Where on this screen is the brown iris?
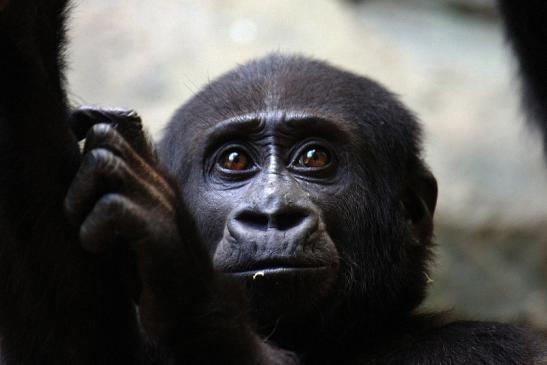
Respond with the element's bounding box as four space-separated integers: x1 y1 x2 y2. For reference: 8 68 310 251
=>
300 146 330 168
219 149 251 171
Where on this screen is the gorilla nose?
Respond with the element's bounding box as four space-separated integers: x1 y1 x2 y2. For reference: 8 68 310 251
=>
229 206 318 240
235 209 308 231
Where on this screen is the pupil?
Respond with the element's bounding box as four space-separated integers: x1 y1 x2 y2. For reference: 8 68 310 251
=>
307 149 318 160
221 149 249 171
303 147 328 167
228 152 240 163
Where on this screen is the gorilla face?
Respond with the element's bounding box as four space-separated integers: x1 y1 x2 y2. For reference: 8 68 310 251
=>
159 54 437 330
198 111 346 319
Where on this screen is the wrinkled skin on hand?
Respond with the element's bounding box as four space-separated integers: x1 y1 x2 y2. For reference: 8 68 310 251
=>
64 107 290 364
66 108 197 336
66 109 178 330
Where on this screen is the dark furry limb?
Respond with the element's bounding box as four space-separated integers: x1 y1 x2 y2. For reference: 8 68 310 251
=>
0 1 144 363
498 0 547 156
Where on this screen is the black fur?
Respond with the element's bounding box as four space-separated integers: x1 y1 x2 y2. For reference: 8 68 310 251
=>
0 1 545 364
0 1 144 363
498 0 547 156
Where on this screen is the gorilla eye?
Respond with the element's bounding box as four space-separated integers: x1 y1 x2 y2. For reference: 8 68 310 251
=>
218 148 252 171
298 146 330 168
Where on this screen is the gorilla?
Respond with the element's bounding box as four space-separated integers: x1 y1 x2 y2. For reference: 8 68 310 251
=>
64 55 546 364
0 0 546 364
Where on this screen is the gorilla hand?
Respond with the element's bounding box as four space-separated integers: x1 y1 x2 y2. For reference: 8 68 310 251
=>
69 105 156 163
64 112 296 364
64 122 178 253
63 119 197 327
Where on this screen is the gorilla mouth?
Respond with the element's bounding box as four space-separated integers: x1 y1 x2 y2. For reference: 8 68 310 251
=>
224 257 337 320
228 265 330 279
224 258 330 278
213 234 340 317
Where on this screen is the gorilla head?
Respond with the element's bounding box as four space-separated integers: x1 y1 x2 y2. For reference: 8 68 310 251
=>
158 54 437 344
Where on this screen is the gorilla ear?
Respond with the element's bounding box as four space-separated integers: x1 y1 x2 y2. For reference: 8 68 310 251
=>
402 168 438 239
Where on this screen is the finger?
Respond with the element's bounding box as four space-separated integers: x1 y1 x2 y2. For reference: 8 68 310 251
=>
79 194 149 254
84 124 175 200
83 123 130 156
69 106 140 140
64 148 146 225
70 106 156 162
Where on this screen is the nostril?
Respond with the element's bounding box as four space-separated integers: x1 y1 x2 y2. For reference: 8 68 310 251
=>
234 209 311 232
272 210 308 231
235 210 269 231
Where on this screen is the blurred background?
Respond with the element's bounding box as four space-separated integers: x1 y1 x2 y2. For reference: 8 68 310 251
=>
66 0 547 329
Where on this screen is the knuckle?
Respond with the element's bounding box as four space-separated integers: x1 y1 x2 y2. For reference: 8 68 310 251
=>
87 123 129 157
87 123 124 149
63 195 77 220
96 194 137 221
63 193 75 212
90 122 114 138
87 148 122 171
79 224 107 254
98 193 126 212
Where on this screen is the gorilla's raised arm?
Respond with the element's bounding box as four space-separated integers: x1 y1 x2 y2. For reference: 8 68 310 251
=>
0 1 78 204
0 1 144 363
498 0 547 155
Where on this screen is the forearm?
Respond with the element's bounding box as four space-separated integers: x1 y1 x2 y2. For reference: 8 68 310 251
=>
498 0 547 123
0 0 80 219
0 3 146 363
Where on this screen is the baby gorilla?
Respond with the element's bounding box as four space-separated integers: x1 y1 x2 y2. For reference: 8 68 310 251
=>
66 54 546 364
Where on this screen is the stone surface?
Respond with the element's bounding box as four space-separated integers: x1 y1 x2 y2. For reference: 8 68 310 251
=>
66 0 547 328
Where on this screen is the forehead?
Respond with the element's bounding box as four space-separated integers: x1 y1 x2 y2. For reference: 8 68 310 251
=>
169 55 418 156
202 110 356 141
181 58 366 122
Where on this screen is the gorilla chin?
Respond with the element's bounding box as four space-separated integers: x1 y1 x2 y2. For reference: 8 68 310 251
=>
230 265 338 323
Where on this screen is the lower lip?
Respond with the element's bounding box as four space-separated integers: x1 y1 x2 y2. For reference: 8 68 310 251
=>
228 266 328 279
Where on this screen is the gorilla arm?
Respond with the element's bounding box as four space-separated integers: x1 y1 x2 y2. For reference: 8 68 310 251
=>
64 119 299 365
0 2 145 362
0 0 79 217
498 0 547 153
